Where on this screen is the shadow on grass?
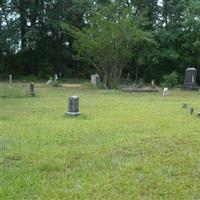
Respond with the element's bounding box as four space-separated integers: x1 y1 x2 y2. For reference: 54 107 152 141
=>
62 113 92 120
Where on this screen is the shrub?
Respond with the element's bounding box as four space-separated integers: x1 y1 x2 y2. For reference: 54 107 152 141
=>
162 71 179 88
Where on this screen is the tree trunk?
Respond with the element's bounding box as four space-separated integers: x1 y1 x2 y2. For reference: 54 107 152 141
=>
19 0 27 50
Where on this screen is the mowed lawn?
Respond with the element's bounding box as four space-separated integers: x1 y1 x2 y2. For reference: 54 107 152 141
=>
1 82 200 199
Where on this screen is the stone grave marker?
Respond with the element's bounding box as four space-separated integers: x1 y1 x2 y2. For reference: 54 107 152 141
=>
163 88 169 96
30 82 35 96
9 74 12 88
66 96 80 116
54 74 58 86
189 107 194 115
183 68 199 91
151 80 155 88
91 74 100 86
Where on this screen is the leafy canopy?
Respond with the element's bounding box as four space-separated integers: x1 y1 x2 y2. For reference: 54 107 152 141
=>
62 2 153 88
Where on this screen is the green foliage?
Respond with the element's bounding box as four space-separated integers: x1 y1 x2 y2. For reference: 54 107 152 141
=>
162 71 179 88
63 3 153 89
1 0 200 84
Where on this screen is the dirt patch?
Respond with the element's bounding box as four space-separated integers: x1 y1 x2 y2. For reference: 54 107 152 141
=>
62 84 82 88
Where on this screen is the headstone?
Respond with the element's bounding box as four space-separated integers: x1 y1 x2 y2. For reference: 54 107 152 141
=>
91 74 100 86
182 103 187 108
197 112 200 118
163 87 169 96
189 107 194 115
66 96 80 116
151 80 155 88
54 74 58 86
46 79 52 86
30 82 35 96
9 74 12 88
183 68 199 91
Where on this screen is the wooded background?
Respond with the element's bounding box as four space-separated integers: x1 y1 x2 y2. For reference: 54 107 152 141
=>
0 0 200 84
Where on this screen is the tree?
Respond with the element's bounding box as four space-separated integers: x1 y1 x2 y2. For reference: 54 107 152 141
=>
182 0 200 79
63 3 153 89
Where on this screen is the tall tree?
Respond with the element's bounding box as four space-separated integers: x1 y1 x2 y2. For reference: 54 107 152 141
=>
63 2 153 88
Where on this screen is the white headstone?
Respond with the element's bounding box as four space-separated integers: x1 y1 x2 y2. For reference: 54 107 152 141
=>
163 87 169 96
91 74 100 86
46 79 52 86
151 80 155 88
54 74 58 86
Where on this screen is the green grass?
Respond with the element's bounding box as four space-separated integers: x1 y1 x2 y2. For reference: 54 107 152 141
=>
1 82 200 199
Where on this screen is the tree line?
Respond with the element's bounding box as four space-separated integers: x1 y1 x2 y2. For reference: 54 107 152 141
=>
0 0 200 87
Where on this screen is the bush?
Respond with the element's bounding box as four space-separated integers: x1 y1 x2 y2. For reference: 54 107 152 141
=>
162 71 179 88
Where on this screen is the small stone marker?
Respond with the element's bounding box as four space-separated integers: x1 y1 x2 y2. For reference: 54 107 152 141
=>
30 82 35 96
151 80 155 88
163 87 169 96
197 112 200 118
182 103 187 108
46 79 52 86
66 96 80 116
54 74 58 86
189 107 194 115
9 74 12 88
91 74 100 86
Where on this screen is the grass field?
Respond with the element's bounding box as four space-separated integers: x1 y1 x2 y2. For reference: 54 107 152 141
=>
1 82 200 199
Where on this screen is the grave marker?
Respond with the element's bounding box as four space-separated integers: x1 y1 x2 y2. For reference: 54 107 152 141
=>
189 107 194 115
163 88 169 96
183 68 199 91
91 74 100 86
66 96 80 116
30 82 35 96
54 74 58 86
9 74 12 88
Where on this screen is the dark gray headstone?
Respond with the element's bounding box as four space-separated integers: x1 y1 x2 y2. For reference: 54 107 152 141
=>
197 112 200 118
189 107 194 115
66 96 80 116
183 68 199 91
30 82 35 96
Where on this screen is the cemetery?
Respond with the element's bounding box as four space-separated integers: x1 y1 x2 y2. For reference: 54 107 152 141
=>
1 0 200 199
1 75 200 199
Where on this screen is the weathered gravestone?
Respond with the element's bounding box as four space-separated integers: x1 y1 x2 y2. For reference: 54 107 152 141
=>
151 80 155 88
163 87 169 96
91 74 100 86
66 96 80 116
9 74 12 88
183 68 199 91
54 74 58 86
30 82 35 96
189 107 194 115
